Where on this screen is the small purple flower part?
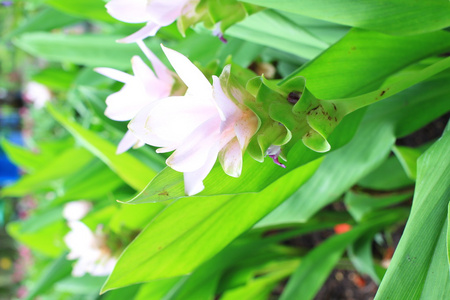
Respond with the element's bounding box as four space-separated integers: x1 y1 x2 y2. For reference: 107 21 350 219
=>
1 1 13 7
212 22 228 44
266 145 286 168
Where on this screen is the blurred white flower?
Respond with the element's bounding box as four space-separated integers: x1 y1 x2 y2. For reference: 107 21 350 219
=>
62 201 92 222
129 45 258 195
64 221 117 277
106 0 198 43
95 41 176 154
22 82 51 109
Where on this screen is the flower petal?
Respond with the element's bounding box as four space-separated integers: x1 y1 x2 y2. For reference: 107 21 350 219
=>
212 75 238 121
104 79 149 121
136 40 173 83
94 67 133 83
118 22 161 43
131 55 173 99
116 130 140 154
219 137 243 177
183 145 220 196
145 0 191 26
105 0 152 23
161 45 212 99
166 116 221 172
129 96 217 148
234 111 259 149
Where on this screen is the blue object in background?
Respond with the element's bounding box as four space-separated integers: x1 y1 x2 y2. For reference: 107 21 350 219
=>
0 135 21 187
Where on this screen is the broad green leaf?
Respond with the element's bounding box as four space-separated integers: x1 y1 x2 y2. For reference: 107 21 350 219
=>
358 155 414 191
288 29 450 99
134 278 186 300
348 235 381 284
1 147 93 196
163 221 341 300
54 275 106 294
55 159 125 202
241 0 450 35
281 209 408 300
375 124 450 299
5 8 81 39
7 220 67 257
345 191 412 222
258 72 450 225
25 254 72 300
221 260 299 300
226 10 347 60
45 0 116 23
13 33 154 69
392 145 422 180
109 203 166 233
47 105 156 191
101 158 322 292
1 139 47 172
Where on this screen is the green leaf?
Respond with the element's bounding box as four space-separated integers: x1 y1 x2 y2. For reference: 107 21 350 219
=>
54 275 107 294
226 10 346 60
1 147 94 197
45 0 117 23
374 124 450 299
288 29 450 99
25 254 72 300
240 0 450 35
7 220 67 257
47 105 156 191
13 33 154 69
357 155 414 191
221 260 299 300
280 210 408 300
101 158 322 292
1 139 47 172
392 145 422 180
345 190 412 222
5 8 81 39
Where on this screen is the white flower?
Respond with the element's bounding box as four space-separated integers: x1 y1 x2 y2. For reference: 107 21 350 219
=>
62 201 92 222
106 0 198 43
64 221 117 277
129 45 258 196
95 41 175 154
22 82 51 109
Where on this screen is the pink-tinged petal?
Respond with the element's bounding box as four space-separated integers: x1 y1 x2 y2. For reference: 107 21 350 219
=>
161 45 212 99
212 75 238 121
183 145 221 196
219 137 242 177
131 56 172 99
136 41 173 83
131 55 157 83
234 112 259 149
116 130 139 154
104 79 149 121
106 0 152 23
94 67 132 83
146 0 191 26
118 22 161 43
129 96 217 148
166 116 221 172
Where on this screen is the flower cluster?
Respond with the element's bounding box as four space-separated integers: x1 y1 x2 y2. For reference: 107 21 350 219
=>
99 1 267 196
63 201 117 277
